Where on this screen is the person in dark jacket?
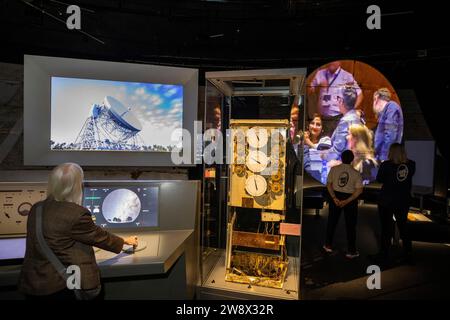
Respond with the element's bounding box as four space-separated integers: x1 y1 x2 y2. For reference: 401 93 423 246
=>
374 143 416 263
18 163 138 300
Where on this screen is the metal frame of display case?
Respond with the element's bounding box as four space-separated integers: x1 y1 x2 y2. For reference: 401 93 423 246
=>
199 68 306 300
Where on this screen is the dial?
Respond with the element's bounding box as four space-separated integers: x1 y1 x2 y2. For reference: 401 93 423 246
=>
246 127 268 148
246 150 269 173
271 171 282 182
234 164 246 176
245 175 267 197
270 182 282 193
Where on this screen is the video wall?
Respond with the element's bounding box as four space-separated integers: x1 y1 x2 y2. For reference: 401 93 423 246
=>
299 60 403 185
24 55 198 166
51 77 183 152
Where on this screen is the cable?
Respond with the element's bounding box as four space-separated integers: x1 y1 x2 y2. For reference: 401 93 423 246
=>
19 0 105 45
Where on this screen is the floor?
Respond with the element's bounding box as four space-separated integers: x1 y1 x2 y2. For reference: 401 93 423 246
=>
301 203 450 299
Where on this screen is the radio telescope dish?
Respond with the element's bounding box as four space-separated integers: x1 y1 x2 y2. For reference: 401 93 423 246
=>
104 96 142 132
73 96 145 150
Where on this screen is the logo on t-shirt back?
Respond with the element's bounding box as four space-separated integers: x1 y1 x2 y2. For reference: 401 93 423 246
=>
338 172 349 187
397 164 409 182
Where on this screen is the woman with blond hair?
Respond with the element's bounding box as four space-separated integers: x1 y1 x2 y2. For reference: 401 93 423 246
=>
18 163 138 300
373 143 416 264
346 124 378 184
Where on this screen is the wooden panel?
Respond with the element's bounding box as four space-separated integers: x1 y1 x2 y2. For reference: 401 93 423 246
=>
232 231 281 250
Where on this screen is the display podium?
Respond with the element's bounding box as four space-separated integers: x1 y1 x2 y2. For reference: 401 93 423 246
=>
0 180 201 300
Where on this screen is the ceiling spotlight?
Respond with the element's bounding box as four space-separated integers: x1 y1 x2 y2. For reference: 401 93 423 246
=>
209 33 224 38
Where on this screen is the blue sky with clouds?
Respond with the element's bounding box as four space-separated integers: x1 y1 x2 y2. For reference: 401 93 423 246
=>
51 77 183 148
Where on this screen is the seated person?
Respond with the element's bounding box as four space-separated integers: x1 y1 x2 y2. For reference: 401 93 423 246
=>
304 113 324 149
303 114 331 181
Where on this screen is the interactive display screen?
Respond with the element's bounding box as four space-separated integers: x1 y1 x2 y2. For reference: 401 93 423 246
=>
83 186 159 228
51 77 183 152
295 60 404 185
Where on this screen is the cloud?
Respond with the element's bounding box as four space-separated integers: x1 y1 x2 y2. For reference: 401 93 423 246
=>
169 107 181 114
147 94 163 106
115 93 125 102
164 88 178 97
135 87 146 96
168 98 183 114
171 98 182 106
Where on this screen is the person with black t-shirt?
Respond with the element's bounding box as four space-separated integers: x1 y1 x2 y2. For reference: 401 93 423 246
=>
323 150 363 259
375 143 416 264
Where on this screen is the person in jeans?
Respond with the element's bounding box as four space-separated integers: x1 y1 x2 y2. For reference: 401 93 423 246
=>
323 150 363 259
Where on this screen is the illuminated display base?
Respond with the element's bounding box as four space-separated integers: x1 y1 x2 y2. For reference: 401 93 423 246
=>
199 250 299 300
225 251 289 289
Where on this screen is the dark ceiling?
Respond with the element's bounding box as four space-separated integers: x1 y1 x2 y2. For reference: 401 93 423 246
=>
1 0 449 160
1 1 448 76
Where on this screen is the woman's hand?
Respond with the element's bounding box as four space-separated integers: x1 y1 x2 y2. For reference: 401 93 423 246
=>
123 236 138 247
327 159 342 168
304 131 314 147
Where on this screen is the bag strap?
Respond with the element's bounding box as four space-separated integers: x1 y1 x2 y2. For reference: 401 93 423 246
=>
35 203 69 281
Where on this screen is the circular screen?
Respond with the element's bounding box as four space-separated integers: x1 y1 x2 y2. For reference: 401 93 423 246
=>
302 60 403 185
101 189 141 223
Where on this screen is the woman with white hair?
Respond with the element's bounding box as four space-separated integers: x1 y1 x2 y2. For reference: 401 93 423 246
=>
18 163 138 300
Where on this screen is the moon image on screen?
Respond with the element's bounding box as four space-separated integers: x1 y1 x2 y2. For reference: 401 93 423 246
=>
101 189 141 224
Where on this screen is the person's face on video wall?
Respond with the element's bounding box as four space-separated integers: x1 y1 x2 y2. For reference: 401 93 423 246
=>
308 116 322 140
304 60 404 185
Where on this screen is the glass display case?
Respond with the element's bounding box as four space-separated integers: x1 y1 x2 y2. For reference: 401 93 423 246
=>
199 68 307 300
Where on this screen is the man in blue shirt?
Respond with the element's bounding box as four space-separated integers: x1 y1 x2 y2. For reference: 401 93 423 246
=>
373 88 404 162
326 86 363 161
